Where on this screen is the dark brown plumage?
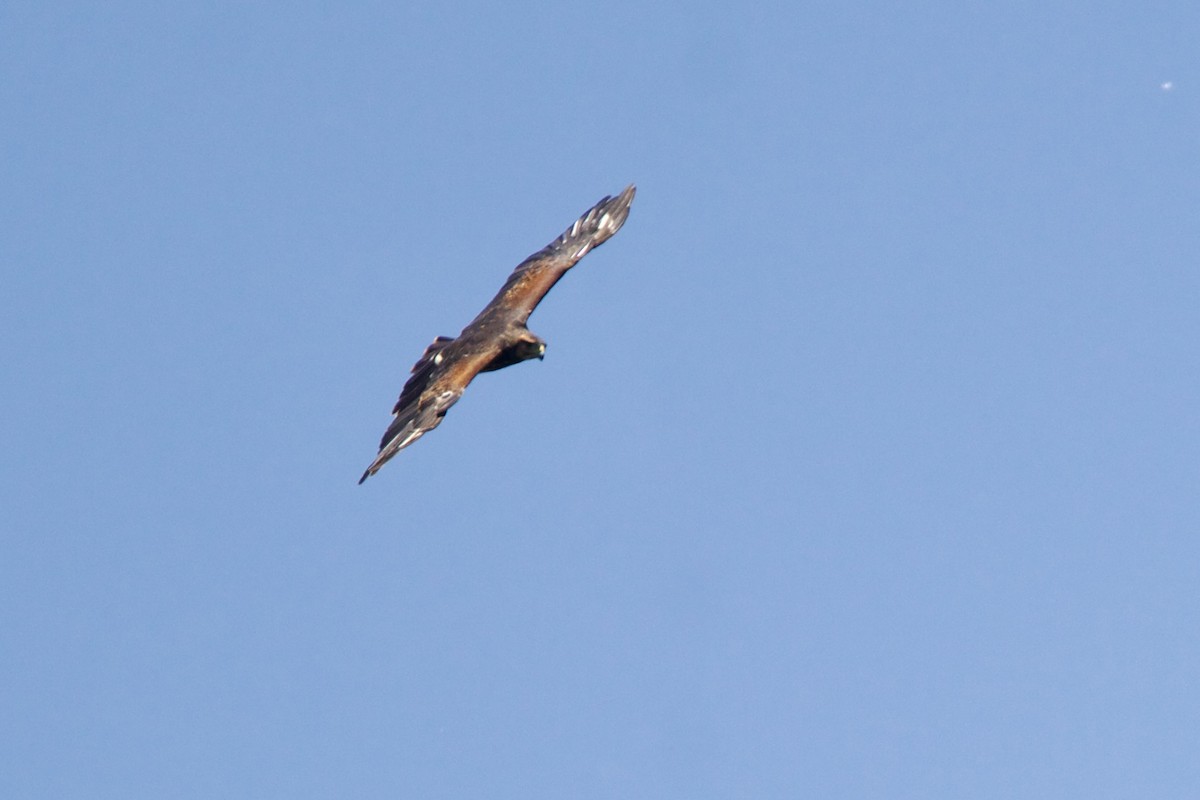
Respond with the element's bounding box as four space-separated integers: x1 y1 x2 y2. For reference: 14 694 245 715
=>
359 185 636 483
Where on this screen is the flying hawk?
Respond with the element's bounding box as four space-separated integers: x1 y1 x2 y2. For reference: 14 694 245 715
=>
359 185 636 483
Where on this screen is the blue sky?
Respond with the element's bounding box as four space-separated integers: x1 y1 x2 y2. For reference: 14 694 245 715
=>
3 2 1198 797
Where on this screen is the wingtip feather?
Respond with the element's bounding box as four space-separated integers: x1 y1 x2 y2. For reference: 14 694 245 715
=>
557 184 637 259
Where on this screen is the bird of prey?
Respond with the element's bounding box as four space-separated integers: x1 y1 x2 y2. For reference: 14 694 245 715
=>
359 185 636 484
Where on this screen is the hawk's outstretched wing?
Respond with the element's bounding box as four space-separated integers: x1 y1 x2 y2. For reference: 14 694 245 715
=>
357 336 475 484
474 185 636 326
357 385 462 484
359 185 635 483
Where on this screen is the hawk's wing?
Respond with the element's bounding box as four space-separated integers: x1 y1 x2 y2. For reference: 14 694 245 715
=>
475 184 635 325
358 336 478 484
358 385 461 484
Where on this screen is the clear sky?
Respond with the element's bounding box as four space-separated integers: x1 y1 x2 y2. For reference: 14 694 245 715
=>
3 2 1198 797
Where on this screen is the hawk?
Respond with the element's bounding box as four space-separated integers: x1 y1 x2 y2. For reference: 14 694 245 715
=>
359 185 636 483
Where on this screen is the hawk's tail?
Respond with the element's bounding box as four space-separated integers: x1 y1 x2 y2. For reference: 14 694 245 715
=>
552 184 636 262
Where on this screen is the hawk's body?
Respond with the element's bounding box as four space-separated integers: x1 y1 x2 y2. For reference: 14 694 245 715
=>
359 185 635 483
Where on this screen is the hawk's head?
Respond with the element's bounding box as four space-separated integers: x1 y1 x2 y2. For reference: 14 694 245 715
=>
514 336 546 362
